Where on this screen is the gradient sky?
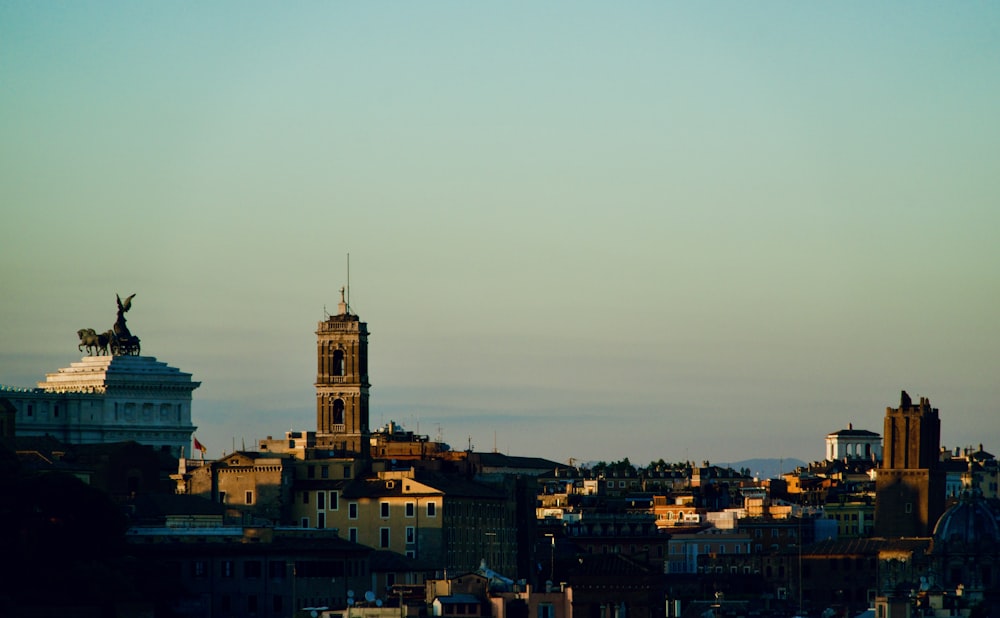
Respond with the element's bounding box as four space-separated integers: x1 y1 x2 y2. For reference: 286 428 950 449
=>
2 3 998 466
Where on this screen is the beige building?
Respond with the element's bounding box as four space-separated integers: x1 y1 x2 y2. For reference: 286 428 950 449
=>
175 450 295 524
314 468 517 577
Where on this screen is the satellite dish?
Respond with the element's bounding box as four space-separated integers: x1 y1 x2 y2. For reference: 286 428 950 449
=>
347 599 355 606
348 590 355 598
376 599 383 607
365 591 376 603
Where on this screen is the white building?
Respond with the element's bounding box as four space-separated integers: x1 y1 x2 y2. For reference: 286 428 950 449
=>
3 354 199 457
825 424 881 462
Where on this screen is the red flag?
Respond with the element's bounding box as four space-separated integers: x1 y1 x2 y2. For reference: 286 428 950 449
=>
193 436 207 453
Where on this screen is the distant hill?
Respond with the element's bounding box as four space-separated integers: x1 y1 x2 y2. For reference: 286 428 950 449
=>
720 458 807 480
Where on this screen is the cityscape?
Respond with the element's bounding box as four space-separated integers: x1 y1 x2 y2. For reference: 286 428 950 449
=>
1 293 998 618
3 4 998 618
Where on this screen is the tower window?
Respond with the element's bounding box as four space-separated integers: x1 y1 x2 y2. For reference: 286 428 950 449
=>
333 350 345 376
333 399 345 426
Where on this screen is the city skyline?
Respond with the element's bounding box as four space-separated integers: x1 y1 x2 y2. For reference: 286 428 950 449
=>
2 4 998 465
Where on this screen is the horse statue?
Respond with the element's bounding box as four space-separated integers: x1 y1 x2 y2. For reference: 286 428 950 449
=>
77 328 111 356
109 331 141 356
76 293 141 357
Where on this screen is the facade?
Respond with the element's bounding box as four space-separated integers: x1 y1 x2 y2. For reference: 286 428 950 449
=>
4 355 199 457
315 289 370 457
326 469 517 577
666 530 752 575
874 391 946 537
826 424 882 462
824 498 875 538
177 451 295 525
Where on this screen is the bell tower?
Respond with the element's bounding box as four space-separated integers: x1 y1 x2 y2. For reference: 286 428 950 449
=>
315 287 370 456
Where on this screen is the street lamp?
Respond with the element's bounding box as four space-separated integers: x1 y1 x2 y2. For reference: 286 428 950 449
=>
544 533 555 589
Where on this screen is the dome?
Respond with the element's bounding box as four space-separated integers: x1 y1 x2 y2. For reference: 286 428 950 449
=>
932 491 1000 551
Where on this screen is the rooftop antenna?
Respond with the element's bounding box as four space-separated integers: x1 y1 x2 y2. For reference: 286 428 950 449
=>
346 252 351 315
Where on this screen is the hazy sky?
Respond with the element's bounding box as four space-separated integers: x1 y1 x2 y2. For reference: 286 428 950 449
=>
2 3 998 466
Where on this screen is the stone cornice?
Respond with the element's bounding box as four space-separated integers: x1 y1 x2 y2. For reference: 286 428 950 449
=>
38 355 200 395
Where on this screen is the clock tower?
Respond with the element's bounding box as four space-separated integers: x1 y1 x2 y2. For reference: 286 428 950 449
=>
315 287 370 456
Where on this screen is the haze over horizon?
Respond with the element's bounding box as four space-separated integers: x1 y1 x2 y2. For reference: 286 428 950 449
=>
3 4 998 466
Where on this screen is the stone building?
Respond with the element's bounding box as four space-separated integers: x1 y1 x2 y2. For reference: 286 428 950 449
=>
315 288 371 458
176 450 295 525
3 355 199 458
874 391 946 538
929 490 1000 611
328 468 518 577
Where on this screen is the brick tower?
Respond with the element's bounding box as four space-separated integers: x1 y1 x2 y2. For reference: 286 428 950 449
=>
315 287 370 456
874 390 945 537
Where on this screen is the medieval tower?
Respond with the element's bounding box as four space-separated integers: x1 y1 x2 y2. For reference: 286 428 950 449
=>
874 390 946 537
315 287 370 457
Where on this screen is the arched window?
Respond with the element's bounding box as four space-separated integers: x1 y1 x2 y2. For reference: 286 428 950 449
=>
333 350 345 376
333 399 345 425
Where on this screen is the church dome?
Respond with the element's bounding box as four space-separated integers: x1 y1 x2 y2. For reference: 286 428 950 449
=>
932 490 999 552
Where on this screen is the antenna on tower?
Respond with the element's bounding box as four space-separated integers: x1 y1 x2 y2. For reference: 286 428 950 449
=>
346 252 351 314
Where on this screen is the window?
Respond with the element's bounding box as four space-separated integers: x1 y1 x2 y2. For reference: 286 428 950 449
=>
380 527 390 548
380 502 390 518
219 491 227 504
222 560 234 578
349 503 358 519
539 603 555 618
333 399 345 425
427 502 437 517
308 465 315 479
330 491 339 510
905 502 913 514
406 550 415 559
246 491 254 505
318 513 325 529
349 528 358 543
343 464 351 478
301 517 309 528
406 526 415 544
321 465 329 479
192 561 207 578
405 502 415 518
317 492 326 510
333 350 345 376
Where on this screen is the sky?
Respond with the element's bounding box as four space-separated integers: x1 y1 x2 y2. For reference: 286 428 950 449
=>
2 3 998 467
